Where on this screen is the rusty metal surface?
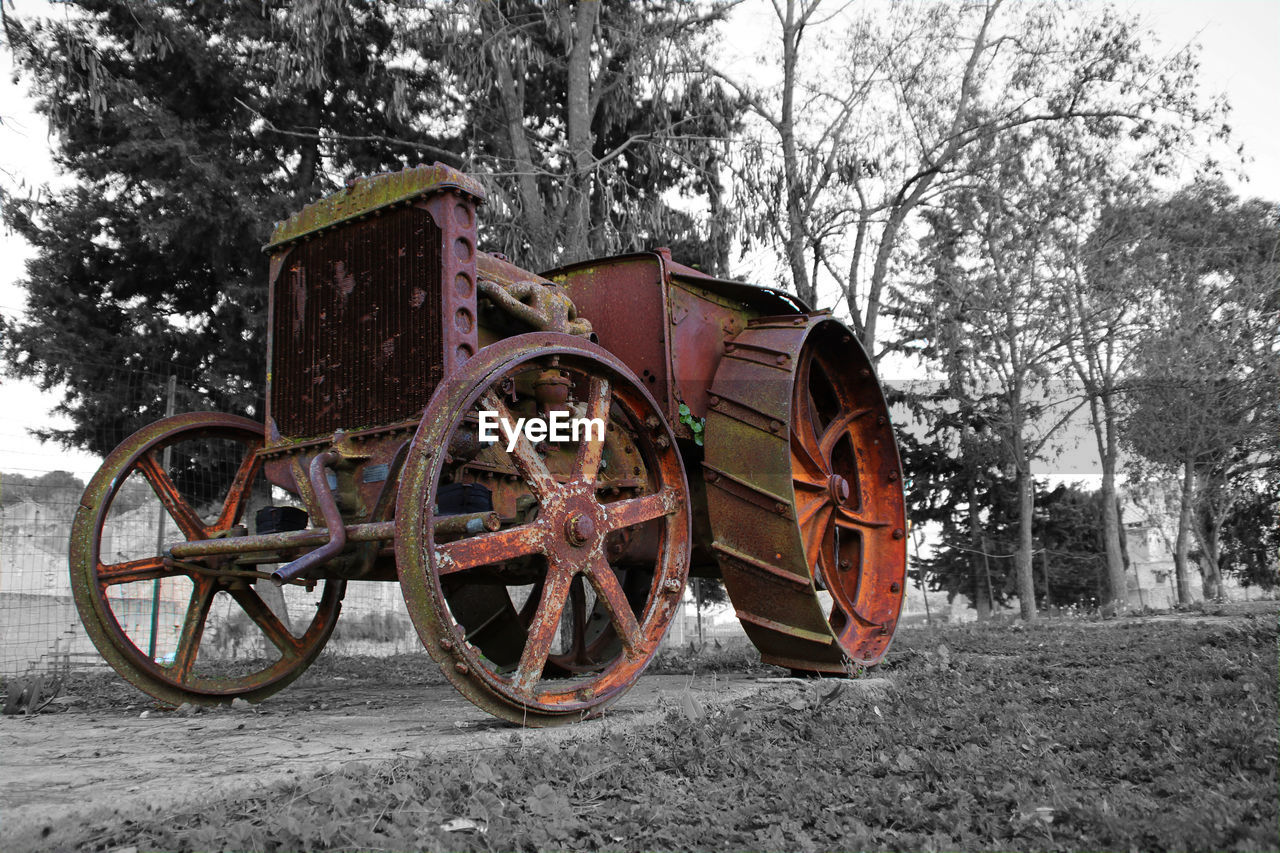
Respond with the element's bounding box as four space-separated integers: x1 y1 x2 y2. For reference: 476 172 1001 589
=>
267 205 446 438
544 254 675 422
68 413 344 707
271 450 345 584
704 316 907 671
395 333 691 726
265 162 485 251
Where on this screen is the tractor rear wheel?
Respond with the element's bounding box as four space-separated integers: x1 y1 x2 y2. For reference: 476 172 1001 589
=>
704 315 907 672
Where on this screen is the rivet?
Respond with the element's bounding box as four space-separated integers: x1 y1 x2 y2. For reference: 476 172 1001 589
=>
725 344 736 353
656 435 670 449
892 528 905 540
839 559 851 571
663 578 682 594
888 472 899 482
890 582 901 593
776 355 787 365
774 502 787 514
877 415 886 425
860 369 871 377
455 661 469 674
439 638 454 651
705 471 719 483
709 395 720 407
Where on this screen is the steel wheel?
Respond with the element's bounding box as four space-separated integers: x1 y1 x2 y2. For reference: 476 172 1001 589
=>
705 315 907 672
396 334 691 725
69 413 343 706
789 322 906 664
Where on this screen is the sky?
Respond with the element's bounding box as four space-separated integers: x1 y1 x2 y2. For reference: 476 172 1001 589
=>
0 0 1277 484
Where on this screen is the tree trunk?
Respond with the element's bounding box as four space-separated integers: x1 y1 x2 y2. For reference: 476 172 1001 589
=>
777 0 815 306
968 487 992 619
1099 449 1129 609
1193 507 1225 601
1172 458 1195 605
562 0 600 263
1015 466 1037 621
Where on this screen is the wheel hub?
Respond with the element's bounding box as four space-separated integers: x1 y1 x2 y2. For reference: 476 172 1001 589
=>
564 513 595 547
827 474 850 504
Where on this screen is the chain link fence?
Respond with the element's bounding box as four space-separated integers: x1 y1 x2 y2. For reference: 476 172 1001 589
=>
1 363 732 679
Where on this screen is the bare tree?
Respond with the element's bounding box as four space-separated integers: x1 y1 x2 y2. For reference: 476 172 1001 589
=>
718 0 1213 358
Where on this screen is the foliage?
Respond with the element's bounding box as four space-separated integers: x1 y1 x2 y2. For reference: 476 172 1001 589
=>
1219 477 1280 590
57 613 1279 851
1117 179 1280 599
2 0 461 455
418 0 741 272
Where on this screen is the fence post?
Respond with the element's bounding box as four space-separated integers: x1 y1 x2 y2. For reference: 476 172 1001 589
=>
147 375 177 661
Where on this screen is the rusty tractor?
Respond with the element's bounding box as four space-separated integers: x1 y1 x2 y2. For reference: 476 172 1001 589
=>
69 164 907 725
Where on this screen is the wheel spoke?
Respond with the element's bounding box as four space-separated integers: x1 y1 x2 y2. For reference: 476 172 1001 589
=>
801 507 835 575
512 567 575 695
835 506 891 530
788 425 829 484
480 391 557 498
136 451 208 540
212 447 263 531
96 556 169 587
790 351 824 464
812 352 856 410
438 523 545 574
585 557 643 654
818 407 873 460
228 586 303 657
601 489 679 531
573 376 610 484
169 577 216 680
795 491 830 527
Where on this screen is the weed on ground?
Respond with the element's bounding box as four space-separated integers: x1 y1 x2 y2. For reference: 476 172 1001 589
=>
51 613 1280 851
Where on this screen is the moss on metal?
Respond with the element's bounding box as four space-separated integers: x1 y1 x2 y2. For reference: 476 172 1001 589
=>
265 162 486 251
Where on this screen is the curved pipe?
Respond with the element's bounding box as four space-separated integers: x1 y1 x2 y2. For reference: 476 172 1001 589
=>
271 450 345 585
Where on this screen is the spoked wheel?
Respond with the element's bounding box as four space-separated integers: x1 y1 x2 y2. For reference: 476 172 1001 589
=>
69 413 343 706
705 315 906 673
396 334 691 725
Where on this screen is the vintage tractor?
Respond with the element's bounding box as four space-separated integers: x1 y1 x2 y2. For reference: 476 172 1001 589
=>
69 164 907 725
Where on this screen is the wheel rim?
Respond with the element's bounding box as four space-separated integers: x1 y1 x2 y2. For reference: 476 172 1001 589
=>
396 334 690 725
789 326 905 659
69 412 342 705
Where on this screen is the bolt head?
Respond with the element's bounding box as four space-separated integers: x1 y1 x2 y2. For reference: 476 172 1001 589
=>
663 578 682 594
564 513 595 546
828 474 850 504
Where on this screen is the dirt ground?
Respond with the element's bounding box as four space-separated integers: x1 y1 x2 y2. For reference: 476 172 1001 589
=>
0 653 879 850
3 602 1273 852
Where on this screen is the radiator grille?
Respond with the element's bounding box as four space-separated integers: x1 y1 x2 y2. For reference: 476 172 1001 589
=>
270 206 443 437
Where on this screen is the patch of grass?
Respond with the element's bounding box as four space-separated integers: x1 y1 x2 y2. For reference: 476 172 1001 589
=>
60 614 1280 851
